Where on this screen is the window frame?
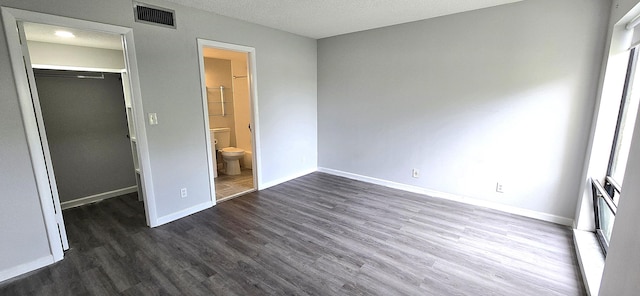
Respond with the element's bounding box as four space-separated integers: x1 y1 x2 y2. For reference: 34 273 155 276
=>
594 47 638 254
592 179 617 255
606 48 638 188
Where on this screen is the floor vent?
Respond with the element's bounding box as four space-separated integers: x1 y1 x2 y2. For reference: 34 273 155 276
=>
134 3 176 29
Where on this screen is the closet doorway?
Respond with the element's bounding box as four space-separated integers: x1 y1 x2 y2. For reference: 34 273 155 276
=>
25 22 143 249
2 7 156 262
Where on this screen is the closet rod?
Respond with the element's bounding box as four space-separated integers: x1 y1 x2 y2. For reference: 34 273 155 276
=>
33 72 105 79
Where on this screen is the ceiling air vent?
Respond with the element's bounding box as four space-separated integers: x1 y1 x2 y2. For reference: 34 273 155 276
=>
134 3 176 29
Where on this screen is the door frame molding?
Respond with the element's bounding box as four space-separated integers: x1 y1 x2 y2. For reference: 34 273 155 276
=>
197 39 262 202
1 7 159 263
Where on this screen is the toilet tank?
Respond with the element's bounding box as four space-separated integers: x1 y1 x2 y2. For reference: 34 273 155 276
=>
211 128 231 149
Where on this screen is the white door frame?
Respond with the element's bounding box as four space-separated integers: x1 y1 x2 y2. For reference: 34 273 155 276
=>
1 7 159 262
197 39 262 203
14 20 70 252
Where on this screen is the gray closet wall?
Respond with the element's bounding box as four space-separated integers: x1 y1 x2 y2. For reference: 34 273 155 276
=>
34 70 136 203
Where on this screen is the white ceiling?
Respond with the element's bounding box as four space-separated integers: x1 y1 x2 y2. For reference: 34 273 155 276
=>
164 0 522 39
23 22 123 50
22 1 523 49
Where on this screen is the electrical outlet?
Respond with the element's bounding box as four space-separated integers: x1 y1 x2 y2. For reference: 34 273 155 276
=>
148 113 158 125
496 182 504 193
180 188 187 198
412 169 419 178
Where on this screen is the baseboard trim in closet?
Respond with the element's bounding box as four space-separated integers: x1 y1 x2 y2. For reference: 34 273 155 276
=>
60 186 138 210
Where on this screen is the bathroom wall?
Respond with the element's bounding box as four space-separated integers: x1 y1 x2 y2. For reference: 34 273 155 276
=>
230 55 253 167
204 57 236 147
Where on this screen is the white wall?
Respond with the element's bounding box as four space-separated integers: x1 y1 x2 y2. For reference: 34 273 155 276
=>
0 0 317 281
317 0 609 221
27 41 125 70
0 55 52 280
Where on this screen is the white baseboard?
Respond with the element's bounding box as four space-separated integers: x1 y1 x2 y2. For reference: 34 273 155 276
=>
318 167 574 226
155 200 213 227
60 186 138 210
0 255 53 283
259 168 316 190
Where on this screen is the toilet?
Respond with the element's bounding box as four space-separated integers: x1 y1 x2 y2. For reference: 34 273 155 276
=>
211 127 245 175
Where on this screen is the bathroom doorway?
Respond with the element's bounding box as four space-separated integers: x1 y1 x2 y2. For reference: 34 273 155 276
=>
197 40 260 202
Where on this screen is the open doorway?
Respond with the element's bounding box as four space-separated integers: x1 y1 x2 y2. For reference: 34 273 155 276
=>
23 22 144 249
2 7 156 263
198 40 260 203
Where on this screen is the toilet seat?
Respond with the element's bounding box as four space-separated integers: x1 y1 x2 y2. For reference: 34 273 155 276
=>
220 147 244 157
221 147 244 153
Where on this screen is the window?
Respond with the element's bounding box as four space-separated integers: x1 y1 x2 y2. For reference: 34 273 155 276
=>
593 48 640 254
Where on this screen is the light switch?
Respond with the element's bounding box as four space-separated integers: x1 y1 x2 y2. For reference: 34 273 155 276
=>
148 113 158 125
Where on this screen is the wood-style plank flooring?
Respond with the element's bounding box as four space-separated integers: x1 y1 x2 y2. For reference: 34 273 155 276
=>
0 172 585 295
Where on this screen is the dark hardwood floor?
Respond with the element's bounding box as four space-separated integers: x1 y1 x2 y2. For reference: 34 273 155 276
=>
0 172 585 295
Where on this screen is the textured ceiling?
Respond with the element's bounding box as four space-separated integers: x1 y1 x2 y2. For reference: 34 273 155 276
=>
23 22 123 50
164 0 522 39
22 1 523 48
